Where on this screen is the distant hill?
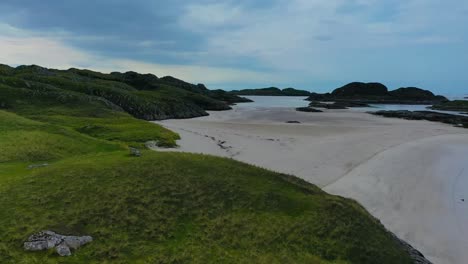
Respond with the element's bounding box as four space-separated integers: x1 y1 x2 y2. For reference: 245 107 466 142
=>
307 82 448 104
230 87 311 96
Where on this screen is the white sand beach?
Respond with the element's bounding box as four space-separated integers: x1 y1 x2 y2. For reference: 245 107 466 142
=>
154 106 468 264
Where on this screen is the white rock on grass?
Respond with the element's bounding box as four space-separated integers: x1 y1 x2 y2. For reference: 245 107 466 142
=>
24 231 93 256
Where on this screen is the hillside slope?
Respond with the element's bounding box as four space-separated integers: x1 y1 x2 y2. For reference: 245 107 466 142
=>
0 64 415 263
0 64 250 120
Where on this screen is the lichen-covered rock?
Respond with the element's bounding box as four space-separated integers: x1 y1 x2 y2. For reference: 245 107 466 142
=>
63 235 93 249
56 243 72 256
130 147 141 157
144 140 160 149
24 231 92 256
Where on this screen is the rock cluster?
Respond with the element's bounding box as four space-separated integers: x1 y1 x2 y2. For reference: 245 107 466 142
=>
295 107 323 112
24 231 93 256
230 87 311 96
306 82 448 105
371 110 468 128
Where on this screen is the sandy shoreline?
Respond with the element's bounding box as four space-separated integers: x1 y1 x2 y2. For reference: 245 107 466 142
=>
154 106 468 264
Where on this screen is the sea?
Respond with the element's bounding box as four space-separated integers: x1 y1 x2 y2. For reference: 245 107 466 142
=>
240 95 468 116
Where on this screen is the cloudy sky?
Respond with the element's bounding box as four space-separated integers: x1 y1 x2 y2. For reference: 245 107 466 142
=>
0 0 467 94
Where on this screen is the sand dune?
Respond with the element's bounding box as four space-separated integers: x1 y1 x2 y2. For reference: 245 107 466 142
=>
154 106 468 264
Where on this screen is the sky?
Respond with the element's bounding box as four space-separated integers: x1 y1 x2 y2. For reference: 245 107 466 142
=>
0 0 467 95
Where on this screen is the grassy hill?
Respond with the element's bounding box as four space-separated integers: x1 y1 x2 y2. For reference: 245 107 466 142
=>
0 64 250 121
0 64 413 263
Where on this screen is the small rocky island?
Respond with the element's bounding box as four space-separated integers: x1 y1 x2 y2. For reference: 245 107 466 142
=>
230 87 311 96
307 82 448 105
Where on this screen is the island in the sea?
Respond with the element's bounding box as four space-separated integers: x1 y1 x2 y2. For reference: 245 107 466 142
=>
306 82 448 105
230 87 311 96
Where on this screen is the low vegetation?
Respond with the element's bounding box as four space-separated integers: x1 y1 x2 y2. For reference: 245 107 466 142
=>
0 64 413 263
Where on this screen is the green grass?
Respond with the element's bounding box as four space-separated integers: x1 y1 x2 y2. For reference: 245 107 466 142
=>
0 111 123 162
0 151 412 264
33 114 180 148
0 64 413 263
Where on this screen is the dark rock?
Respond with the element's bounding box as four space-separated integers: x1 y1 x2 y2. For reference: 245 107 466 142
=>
206 89 253 104
296 107 323 112
230 87 311 96
371 110 468 128
286 121 301 124
307 92 332 101
431 100 468 112
323 103 348 109
332 82 388 97
24 231 92 256
130 147 141 157
306 82 447 105
390 233 433 264
389 87 447 101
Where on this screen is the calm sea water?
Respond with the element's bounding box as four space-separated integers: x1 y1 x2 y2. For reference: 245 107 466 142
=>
239 95 468 116
240 96 309 108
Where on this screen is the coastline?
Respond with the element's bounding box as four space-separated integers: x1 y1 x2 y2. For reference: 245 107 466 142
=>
153 106 468 264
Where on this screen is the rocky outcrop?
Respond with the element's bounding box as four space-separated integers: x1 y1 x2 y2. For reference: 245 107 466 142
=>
3 64 251 121
24 231 92 256
371 110 468 128
391 233 433 264
231 87 311 96
331 82 388 97
389 87 441 101
296 107 323 112
430 100 468 112
307 82 448 105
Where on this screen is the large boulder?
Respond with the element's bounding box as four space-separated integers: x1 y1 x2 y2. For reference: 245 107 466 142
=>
24 231 93 256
